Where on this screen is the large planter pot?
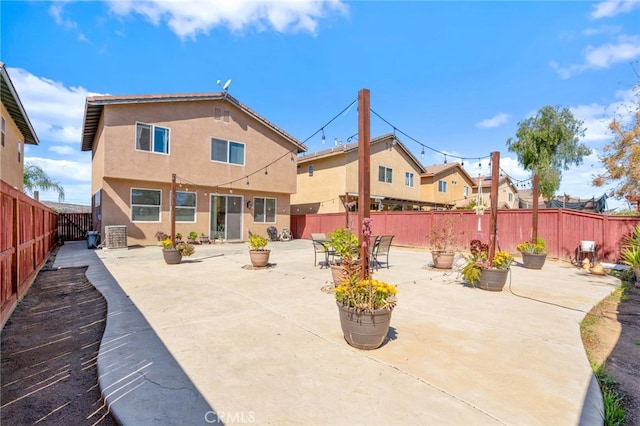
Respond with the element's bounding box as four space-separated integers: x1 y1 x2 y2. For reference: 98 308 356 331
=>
477 268 509 291
330 263 343 286
521 253 547 270
336 301 392 350
431 251 455 269
249 250 271 267
162 249 182 265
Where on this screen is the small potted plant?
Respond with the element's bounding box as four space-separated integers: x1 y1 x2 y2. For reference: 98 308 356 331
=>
248 232 270 267
327 227 359 285
161 238 195 264
187 231 198 244
175 232 183 243
335 218 398 350
621 224 640 285
426 213 466 269
200 233 211 245
516 237 547 269
461 239 514 291
155 231 169 246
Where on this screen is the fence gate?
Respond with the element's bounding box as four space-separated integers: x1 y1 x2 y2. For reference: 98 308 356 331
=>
58 213 92 241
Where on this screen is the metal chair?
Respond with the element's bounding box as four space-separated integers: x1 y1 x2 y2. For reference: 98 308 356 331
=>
313 240 332 268
370 235 394 269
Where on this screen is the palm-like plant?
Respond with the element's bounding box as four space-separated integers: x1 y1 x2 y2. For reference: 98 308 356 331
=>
23 162 65 202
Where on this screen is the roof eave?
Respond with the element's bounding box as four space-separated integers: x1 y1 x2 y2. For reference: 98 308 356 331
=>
0 63 39 145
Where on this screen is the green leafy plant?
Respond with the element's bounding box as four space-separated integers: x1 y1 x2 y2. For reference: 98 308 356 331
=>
248 233 269 251
461 239 514 285
516 237 547 254
161 239 195 256
327 227 358 261
176 232 183 240
188 231 198 240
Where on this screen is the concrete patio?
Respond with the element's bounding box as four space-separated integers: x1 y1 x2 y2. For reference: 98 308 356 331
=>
53 239 620 425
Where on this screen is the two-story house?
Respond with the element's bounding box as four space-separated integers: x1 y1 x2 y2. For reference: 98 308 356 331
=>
0 63 39 190
291 134 427 214
473 175 519 209
420 163 477 210
81 93 306 246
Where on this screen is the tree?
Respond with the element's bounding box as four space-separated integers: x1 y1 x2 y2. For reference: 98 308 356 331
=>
506 105 590 200
23 162 65 202
592 82 640 200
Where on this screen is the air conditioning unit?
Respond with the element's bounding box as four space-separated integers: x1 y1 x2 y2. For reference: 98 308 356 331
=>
105 225 128 249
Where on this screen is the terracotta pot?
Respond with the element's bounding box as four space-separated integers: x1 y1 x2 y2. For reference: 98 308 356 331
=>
162 249 182 265
521 253 547 270
432 251 455 269
249 250 270 267
477 268 509 291
330 263 343 286
336 301 392 350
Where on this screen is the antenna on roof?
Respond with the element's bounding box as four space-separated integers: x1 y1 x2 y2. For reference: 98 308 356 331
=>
217 79 232 93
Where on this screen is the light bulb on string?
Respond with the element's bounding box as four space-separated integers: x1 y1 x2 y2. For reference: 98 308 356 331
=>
246 177 249 186
290 152 295 163
321 128 325 144
421 147 425 158
264 167 268 175
392 129 397 145
461 159 465 166
444 154 447 164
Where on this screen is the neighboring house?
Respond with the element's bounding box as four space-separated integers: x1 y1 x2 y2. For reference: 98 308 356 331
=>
81 93 306 246
519 190 608 213
291 134 427 214
471 175 519 209
420 163 476 210
0 63 39 191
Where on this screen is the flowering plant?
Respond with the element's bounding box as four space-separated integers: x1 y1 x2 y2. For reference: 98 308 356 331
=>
161 238 195 256
334 218 398 312
516 237 547 254
461 239 513 285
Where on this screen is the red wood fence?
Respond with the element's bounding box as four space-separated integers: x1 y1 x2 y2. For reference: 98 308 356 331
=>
291 209 640 264
1 181 58 328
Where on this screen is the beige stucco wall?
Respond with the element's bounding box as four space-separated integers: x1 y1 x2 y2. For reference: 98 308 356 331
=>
421 168 474 207
0 103 25 190
291 151 347 214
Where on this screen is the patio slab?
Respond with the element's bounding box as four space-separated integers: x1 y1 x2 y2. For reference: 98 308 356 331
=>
53 239 619 425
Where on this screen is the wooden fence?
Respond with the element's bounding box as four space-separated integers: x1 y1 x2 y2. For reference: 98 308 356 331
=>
291 209 640 264
1 181 58 328
58 213 92 241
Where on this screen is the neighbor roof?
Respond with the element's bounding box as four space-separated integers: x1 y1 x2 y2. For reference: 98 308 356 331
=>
80 92 306 153
0 63 39 145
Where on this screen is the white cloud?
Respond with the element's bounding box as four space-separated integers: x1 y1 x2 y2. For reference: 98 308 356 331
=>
475 113 510 129
105 0 348 39
550 35 640 79
49 145 76 155
7 67 104 144
569 87 635 143
25 157 92 183
591 0 640 19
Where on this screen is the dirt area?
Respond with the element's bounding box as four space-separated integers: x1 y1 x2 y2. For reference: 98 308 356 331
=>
1 255 117 425
581 277 640 425
1 249 638 425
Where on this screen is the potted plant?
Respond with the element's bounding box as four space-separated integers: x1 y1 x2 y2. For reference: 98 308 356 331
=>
187 231 198 244
248 232 270 267
426 213 466 269
155 231 169 246
621 224 640 285
516 237 547 270
461 239 514 291
327 227 359 285
335 218 398 350
161 238 195 264
175 232 183 243
200 232 211 245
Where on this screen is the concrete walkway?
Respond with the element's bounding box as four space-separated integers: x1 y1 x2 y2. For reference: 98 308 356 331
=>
53 239 620 425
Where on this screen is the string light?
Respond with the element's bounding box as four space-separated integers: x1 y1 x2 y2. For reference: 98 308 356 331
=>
444 154 447 164
246 177 250 186
321 128 325 144
264 167 268 175
421 147 425 158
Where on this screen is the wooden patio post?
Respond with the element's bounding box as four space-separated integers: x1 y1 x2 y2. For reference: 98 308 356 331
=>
358 89 371 279
532 174 539 242
488 151 500 263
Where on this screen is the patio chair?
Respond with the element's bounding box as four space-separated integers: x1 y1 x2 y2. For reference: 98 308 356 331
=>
370 235 394 270
311 233 327 242
313 240 332 268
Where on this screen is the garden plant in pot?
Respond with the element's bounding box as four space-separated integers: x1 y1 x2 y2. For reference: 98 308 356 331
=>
187 231 198 244
327 227 359 286
335 218 398 350
427 213 466 269
461 239 514 291
621 224 640 286
161 238 195 264
516 237 547 270
248 232 270 267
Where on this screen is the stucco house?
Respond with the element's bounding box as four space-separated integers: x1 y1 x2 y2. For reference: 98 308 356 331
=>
81 93 306 246
291 134 427 214
472 175 519 209
0 63 39 191
420 162 477 210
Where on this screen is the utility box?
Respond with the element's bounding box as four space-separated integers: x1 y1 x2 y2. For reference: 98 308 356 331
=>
105 225 128 249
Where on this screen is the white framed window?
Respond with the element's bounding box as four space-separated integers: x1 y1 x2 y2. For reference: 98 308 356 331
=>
308 165 314 177
1 116 5 147
378 166 392 183
131 188 161 222
464 186 470 197
508 193 513 202
405 172 414 187
438 180 447 193
136 122 170 154
211 137 245 165
253 197 276 223
176 191 196 222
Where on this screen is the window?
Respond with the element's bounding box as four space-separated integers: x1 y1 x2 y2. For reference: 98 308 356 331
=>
405 172 414 187
131 188 161 222
176 191 196 222
308 165 314 177
214 108 230 122
378 166 392 183
136 123 169 154
464 186 470 197
438 180 447 193
451 180 457 185
253 197 276 223
211 137 245 165
508 193 513 202
1 117 5 146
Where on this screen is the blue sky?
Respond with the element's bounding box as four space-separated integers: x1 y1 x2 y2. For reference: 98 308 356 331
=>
2 0 639 210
